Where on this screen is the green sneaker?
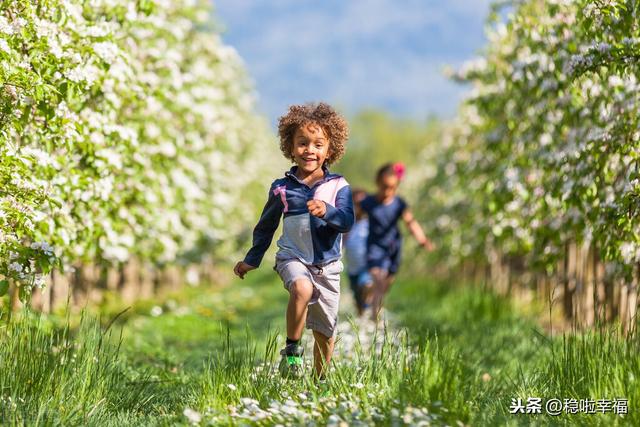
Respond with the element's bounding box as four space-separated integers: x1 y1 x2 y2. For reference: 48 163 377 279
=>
278 344 304 379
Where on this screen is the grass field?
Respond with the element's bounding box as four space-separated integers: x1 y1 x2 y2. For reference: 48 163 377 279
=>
0 269 638 426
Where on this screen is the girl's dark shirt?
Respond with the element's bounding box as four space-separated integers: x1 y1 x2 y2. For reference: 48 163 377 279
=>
360 195 407 251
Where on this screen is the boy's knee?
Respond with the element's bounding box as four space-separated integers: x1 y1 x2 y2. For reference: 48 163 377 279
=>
289 279 313 300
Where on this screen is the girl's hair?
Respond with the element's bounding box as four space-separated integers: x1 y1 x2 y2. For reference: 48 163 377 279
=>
278 102 349 166
376 162 405 182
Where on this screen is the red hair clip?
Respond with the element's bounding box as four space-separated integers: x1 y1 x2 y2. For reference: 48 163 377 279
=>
393 162 405 181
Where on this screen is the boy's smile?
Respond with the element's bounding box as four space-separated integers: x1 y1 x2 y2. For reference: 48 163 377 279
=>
291 122 331 181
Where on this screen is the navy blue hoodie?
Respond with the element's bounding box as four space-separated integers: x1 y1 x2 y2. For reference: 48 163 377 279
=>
244 166 355 267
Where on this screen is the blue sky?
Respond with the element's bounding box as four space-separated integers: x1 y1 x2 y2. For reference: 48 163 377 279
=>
213 0 492 123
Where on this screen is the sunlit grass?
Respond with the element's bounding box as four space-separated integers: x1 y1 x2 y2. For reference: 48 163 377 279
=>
0 270 637 425
0 311 157 425
388 277 639 426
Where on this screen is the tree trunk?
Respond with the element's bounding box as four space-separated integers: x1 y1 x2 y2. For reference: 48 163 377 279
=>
50 269 71 312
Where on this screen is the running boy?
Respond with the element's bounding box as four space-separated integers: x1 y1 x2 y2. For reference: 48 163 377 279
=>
361 163 434 321
343 189 373 316
233 103 354 380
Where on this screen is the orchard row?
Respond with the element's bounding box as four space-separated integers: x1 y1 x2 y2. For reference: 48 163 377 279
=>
409 0 640 326
0 0 275 298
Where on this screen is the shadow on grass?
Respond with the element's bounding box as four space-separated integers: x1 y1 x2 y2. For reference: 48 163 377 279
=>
116 269 288 371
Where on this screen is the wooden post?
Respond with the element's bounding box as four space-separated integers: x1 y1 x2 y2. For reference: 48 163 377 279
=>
563 242 575 320
72 264 86 307
121 258 140 303
491 250 509 296
536 270 545 301
620 280 629 334
42 276 52 313
50 269 69 312
106 266 121 291
72 264 100 308
474 261 485 285
593 247 605 323
71 264 83 307
139 262 155 299
583 243 595 327
489 248 498 293
603 264 616 322
88 264 102 304
572 242 592 328
157 264 182 293
31 283 43 311
626 264 640 336
7 279 21 321
610 275 618 322
506 257 514 297
627 284 638 336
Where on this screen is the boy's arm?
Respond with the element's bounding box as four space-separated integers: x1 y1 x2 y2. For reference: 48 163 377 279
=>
402 208 434 250
243 185 284 267
321 185 355 233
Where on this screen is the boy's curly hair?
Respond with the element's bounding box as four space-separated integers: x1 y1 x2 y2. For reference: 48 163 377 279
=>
278 102 349 166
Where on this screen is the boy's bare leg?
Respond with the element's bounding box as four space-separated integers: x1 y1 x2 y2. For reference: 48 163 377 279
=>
286 279 313 340
312 330 334 378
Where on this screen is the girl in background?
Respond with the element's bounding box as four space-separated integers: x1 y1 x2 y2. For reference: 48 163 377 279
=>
343 188 373 316
360 163 434 321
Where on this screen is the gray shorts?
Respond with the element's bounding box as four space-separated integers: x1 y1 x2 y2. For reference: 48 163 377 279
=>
274 257 343 338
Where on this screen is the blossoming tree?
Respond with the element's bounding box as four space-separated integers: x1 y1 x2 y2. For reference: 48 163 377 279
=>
411 0 640 328
0 0 275 307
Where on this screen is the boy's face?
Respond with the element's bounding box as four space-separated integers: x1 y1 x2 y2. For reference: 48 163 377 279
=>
291 122 330 175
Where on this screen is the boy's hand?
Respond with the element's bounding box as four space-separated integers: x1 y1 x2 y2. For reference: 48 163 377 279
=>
233 261 256 279
307 199 327 218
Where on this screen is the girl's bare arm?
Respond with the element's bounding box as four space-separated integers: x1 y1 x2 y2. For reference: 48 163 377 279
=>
402 209 434 251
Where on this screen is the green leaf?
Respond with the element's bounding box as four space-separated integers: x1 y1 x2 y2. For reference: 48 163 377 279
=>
0 280 8 297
